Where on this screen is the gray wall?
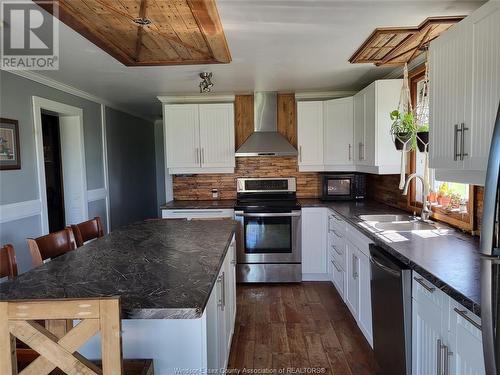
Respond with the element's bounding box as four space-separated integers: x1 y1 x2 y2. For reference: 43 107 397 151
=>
0 71 106 273
0 71 104 204
106 107 157 230
154 120 166 216
0 71 159 273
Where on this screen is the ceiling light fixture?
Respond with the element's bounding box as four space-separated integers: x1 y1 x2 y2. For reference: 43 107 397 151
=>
133 18 152 26
199 72 214 93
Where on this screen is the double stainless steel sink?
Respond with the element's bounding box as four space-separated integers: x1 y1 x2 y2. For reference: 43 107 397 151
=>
358 214 439 232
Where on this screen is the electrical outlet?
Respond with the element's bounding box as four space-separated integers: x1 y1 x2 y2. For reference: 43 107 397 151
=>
212 189 219 199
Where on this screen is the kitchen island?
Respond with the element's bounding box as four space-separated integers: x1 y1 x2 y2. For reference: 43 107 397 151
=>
0 219 237 374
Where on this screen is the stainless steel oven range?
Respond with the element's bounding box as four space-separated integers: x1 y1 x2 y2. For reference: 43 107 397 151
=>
235 177 301 283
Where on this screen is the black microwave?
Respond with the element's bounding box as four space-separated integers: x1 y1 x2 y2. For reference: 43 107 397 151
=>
321 173 366 201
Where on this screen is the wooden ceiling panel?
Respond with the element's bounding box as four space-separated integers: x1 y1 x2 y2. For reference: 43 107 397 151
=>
34 0 231 66
349 16 464 66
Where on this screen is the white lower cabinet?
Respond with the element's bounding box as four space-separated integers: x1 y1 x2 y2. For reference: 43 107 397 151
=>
162 208 234 219
411 271 484 375
206 238 237 371
327 209 373 347
302 207 328 279
346 241 360 317
448 300 485 375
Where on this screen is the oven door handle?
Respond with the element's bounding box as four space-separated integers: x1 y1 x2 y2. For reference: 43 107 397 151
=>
234 212 301 218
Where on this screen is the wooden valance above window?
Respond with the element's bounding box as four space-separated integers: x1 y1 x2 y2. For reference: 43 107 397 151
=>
349 16 464 66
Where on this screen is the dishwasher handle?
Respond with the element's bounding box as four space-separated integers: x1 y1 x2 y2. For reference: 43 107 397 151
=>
370 255 401 277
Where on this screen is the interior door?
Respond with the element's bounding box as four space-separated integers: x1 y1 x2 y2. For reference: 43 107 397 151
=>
164 104 200 169
324 97 354 166
297 101 324 166
199 103 235 168
59 115 87 225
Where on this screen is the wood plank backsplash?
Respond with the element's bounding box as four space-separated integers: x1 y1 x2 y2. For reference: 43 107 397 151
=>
173 156 322 200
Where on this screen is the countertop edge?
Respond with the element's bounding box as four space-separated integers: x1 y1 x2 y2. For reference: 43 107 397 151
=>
300 200 481 317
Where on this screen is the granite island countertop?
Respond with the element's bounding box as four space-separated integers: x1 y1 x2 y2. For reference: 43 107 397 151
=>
0 219 237 319
300 198 481 315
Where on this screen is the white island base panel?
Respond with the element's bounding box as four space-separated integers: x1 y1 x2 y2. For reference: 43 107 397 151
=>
80 315 210 375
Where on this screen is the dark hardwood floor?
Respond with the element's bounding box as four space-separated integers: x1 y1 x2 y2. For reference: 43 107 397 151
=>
227 282 378 375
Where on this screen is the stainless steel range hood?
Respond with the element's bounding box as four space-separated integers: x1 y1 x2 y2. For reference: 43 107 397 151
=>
235 92 297 157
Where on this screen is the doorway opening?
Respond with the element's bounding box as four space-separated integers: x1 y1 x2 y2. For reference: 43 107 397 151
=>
33 97 88 235
41 113 65 232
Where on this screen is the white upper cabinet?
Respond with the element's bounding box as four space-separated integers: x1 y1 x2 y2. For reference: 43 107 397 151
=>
354 79 403 174
297 101 324 168
163 102 235 174
429 1 500 185
324 97 355 167
199 104 235 169
165 104 200 169
297 79 401 174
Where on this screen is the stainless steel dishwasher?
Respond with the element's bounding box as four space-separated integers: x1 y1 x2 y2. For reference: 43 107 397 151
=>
369 244 412 375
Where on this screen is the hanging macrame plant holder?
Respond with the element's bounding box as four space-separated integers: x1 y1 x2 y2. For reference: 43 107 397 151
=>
392 63 414 190
415 51 431 200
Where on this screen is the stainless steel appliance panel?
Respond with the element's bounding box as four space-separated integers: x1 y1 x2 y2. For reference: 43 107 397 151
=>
235 210 301 264
370 244 412 375
481 103 500 375
237 263 302 283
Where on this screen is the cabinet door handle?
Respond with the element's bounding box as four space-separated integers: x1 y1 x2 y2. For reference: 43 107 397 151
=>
348 144 352 161
298 145 302 162
443 344 453 375
414 277 436 293
352 255 358 279
453 307 481 330
460 122 469 160
195 147 199 164
437 339 443 375
217 274 223 308
358 142 363 160
453 124 459 161
221 271 225 310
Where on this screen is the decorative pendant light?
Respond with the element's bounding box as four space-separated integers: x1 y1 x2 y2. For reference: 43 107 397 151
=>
199 72 214 93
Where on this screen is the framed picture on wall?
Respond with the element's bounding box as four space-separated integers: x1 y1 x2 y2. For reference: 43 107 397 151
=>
0 118 21 170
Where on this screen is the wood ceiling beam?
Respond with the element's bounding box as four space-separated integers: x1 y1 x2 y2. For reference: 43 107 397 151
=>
134 0 149 61
187 0 232 63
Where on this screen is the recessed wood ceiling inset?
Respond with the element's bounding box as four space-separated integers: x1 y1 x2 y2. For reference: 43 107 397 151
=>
34 0 231 66
349 16 464 66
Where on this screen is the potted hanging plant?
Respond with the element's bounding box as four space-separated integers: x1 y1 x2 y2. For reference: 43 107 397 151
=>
416 123 429 152
390 110 417 150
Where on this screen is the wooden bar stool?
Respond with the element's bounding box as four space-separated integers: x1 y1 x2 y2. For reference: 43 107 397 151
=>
27 228 77 267
0 297 154 375
71 217 104 247
0 244 18 280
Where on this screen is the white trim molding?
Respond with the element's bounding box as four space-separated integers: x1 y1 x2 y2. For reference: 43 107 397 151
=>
0 200 42 224
100 104 111 233
7 70 153 123
87 188 108 202
32 96 89 234
295 91 357 100
157 94 235 104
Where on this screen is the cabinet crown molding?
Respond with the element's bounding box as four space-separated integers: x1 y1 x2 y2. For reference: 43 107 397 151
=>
157 95 235 104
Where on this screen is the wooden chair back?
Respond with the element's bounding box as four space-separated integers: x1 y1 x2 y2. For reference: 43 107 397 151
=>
27 228 77 268
0 298 123 375
0 244 18 279
71 217 104 247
